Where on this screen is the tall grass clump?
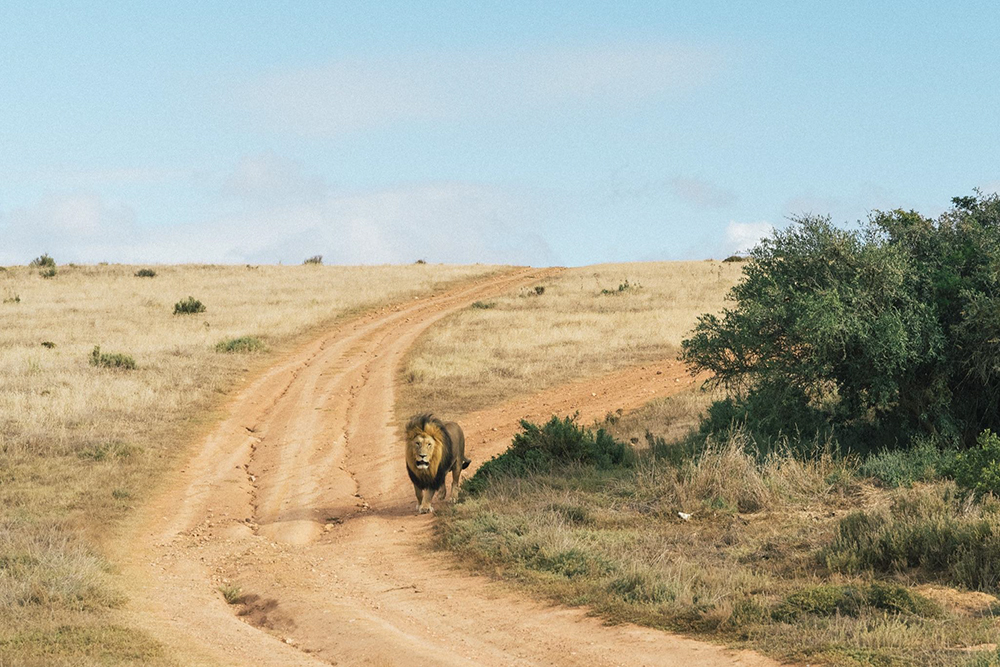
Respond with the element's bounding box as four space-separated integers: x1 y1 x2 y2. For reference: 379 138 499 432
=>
214 336 265 354
134 268 156 278
823 483 1000 592
173 296 206 314
463 416 633 495
89 346 136 370
303 255 323 265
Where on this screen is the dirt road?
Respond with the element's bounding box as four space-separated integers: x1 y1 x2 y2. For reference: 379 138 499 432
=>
121 269 776 666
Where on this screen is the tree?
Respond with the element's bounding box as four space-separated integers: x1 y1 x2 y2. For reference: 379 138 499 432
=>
682 193 1000 450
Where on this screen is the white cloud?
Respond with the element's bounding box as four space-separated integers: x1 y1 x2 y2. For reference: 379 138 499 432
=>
235 42 720 136
0 157 557 266
724 220 773 255
670 176 737 209
0 194 140 264
222 152 326 204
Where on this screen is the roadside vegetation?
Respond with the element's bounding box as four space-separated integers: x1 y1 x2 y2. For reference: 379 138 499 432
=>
399 261 743 417
0 261 499 665
441 194 1000 666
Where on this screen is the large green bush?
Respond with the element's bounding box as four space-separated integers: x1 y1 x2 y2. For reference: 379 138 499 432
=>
952 430 1000 497
682 193 1000 451
463 415 633 495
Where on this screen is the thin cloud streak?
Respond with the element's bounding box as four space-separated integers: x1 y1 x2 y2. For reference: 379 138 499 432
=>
235 42 722 136
0 156 557 266
670 176 737 209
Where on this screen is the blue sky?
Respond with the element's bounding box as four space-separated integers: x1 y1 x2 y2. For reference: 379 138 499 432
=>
2 2 998 266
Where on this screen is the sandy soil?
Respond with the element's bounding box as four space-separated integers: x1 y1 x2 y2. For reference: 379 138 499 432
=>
118 269 777 666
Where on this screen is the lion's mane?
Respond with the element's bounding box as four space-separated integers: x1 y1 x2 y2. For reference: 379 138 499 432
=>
405 413 456 491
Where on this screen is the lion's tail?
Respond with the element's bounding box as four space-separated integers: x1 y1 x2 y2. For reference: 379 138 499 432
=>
462 457 471 470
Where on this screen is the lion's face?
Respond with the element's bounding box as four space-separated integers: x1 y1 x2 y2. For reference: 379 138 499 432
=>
409 432 440 472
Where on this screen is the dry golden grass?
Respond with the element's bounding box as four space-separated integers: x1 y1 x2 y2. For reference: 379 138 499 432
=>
399 261 743 417
442 415 1000 666
0 261 500 665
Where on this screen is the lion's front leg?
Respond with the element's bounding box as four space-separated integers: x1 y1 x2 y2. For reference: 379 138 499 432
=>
413 483 422 512
417 488 434 514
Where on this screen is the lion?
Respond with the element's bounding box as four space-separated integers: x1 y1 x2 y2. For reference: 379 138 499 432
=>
405 413 470 514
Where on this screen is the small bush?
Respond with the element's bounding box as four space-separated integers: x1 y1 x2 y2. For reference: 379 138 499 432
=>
173 296 206 315
600 279 641 295
953 430 1000 497
29 253 56 268
859 439 953 488
41 341 55 349
2 294 19 304
39 267 57 279
773 584 863 621
772 583 938 622
463 415 633 495
89 345 136 370
215 336 266 354
823 485 1000 592
78 441 138 461
133 268 156 278
722 254 748 263
470 301 496 309
303 255 323 265
533 285 545 295
415 259 427 264
608 569 674 604
218 584 243 604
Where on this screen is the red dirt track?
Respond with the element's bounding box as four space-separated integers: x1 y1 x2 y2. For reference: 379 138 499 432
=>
120 269 777 666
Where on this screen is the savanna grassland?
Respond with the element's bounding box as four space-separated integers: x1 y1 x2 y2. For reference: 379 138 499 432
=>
403 211 1000 667
398 260 743 417
0 260 500 666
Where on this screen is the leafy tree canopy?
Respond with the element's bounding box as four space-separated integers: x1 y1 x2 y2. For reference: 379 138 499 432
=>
682 192 1000 451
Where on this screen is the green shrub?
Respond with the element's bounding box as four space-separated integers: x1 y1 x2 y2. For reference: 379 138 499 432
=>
173 296 206 315
89 346 136 370
215 336 266 354
40 341 55 349
682 194 1000 451
415 259 427 264
859 439 954 488
722 254 748 262
218 584 243 604
470 301 496 309
772 584 863 621
133 268 156 278
534 285 545 295
29 253 56 268
303 255 323 265
600 279 641 296
953 430 1000 497
2 294 19 304
823 486 1000 592
608 569 674 604
39 267 57 278
772 583 938 622
463 415 634 495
